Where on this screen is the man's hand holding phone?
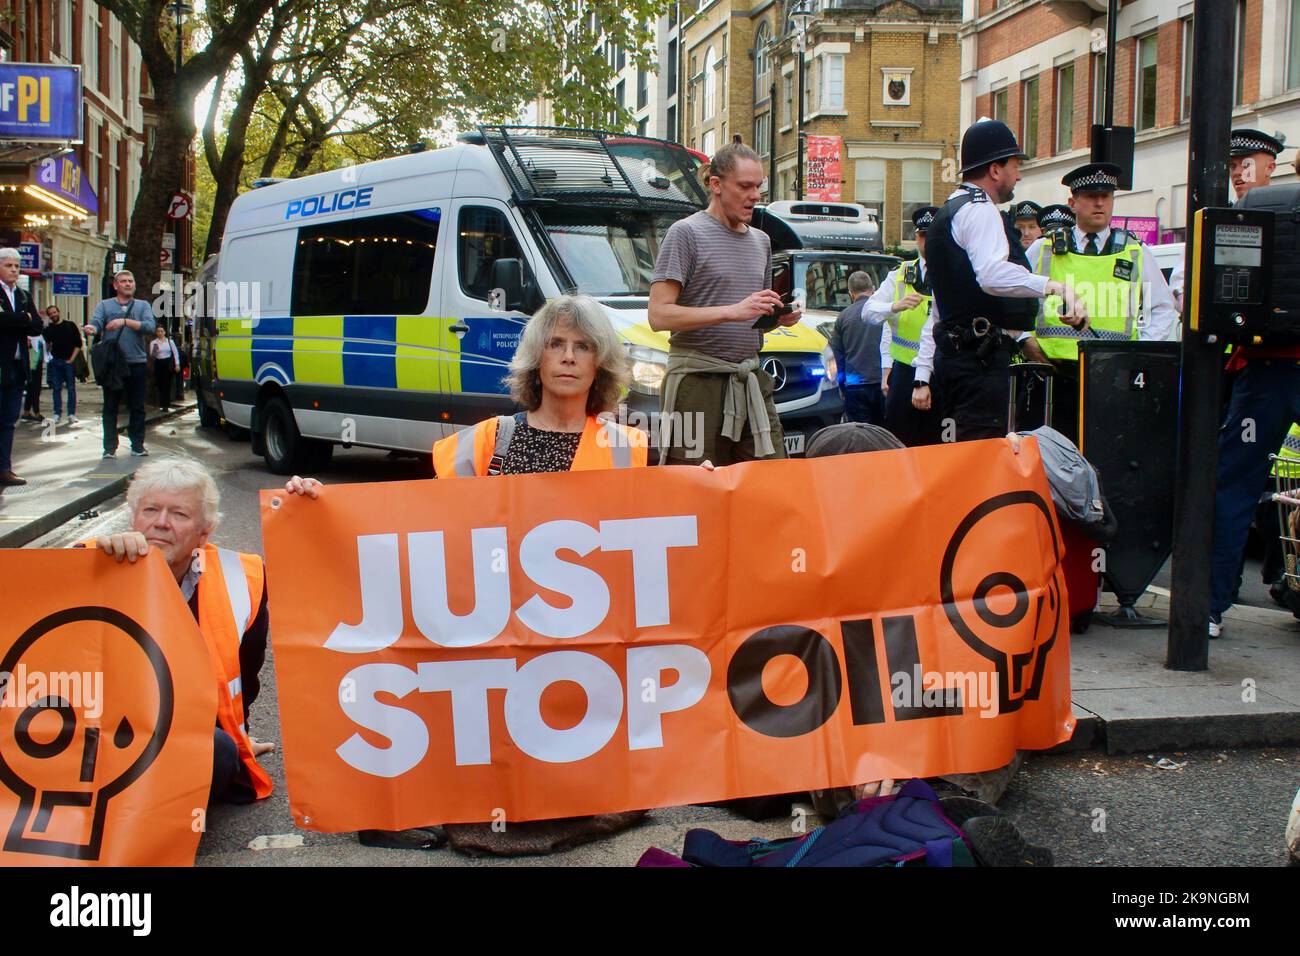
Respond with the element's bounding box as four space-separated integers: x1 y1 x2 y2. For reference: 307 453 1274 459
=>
753 290 802 330
732 289 785 326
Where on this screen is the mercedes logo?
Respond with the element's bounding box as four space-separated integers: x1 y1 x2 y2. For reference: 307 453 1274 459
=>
761 357 787 391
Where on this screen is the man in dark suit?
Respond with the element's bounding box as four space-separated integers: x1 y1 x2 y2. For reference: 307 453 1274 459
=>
0 247 43 486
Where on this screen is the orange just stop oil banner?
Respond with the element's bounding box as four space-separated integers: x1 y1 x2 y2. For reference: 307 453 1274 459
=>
0 550 216 866
262 439 1074 832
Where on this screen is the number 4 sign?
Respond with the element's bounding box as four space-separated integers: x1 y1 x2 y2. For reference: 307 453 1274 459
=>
167 191 193 220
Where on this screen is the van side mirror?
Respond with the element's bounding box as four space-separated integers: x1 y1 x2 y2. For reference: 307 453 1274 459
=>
490 258 530 312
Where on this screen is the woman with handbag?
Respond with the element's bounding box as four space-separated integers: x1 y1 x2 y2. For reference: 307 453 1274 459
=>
149 326 179 412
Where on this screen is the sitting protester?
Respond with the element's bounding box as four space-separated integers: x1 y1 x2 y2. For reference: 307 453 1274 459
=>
81 457 274 806
432 293 648 476
286 293 649 853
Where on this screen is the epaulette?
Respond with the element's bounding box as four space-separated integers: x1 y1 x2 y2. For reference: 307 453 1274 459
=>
959 184 989 203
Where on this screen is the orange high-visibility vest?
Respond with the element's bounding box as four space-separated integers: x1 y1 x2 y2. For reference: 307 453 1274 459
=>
195 544 273 800
433 415 649 478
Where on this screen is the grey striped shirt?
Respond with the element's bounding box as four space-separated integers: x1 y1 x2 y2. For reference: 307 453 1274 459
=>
651 210 773 363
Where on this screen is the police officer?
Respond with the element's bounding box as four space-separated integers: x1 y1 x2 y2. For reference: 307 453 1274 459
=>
1229 128 1285 202
1171 129 1287 308
1035 204 1075 242
864 205 941 446
1208 129 1300 639
923 120 1089 443
1011 200 1043 250
1021 162 1178 444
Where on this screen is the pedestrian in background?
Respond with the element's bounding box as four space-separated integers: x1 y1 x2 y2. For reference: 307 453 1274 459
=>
91 269 157 458
21 327 46 422
829 271 885 425
43 304 81 425
150 326 179 413
0 247 44 485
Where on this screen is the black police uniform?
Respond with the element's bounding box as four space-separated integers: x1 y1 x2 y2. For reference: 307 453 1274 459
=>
925 121 1040 442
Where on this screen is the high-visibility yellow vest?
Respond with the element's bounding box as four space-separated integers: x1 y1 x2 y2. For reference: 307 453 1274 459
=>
1035 231 1143 362
889 266 931 367
1274 423 1300 479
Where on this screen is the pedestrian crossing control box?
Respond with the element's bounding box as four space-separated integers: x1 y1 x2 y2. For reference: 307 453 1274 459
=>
1186 206 1273 344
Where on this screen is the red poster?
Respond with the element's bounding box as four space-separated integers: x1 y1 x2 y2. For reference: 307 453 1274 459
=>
805 135 843 202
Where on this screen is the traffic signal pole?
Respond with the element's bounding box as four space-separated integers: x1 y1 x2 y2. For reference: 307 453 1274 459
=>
1167 0 1235 671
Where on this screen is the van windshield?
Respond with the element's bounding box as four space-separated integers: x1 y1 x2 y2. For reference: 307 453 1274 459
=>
797 255 899 312
539 207 684 297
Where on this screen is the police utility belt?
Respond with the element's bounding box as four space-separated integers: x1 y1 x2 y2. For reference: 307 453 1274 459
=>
942 317 1018 360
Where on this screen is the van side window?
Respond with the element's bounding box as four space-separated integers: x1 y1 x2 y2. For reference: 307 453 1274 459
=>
291 207 441 316
458 206 533 301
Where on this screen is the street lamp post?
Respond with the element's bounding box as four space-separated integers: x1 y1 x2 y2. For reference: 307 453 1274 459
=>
790 1 815 201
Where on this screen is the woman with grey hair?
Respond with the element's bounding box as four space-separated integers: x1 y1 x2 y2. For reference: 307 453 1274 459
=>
431 293 647 476
284 294 649 853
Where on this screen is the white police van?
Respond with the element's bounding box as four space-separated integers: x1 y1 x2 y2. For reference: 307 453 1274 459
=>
210 126 842 472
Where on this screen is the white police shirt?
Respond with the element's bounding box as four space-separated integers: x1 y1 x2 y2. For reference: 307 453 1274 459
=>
864 260 941 385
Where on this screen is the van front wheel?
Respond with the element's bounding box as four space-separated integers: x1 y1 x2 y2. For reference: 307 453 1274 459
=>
261 396 313 475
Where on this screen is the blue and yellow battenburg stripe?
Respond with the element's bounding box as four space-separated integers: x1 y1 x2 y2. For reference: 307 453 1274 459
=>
213 314 530 394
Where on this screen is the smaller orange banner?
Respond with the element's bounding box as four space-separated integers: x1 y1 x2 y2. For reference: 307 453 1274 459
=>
0 550 216 866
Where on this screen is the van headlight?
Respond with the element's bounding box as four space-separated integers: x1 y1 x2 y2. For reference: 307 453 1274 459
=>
821 347 837 388
628 345 668 395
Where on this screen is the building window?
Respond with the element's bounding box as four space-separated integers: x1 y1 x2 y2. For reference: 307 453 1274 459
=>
754 110 770 158
613 80 625 127
782 73 793 128
991 87 1008 124
1055 64 1074 154
108 134 119 237
616 44 625 72
855 158 886 220
1289 1 1300 90
703 47 716 120
754 22 771 101
55 0 73 57
109 20 121 105
901 160 932 241
1135 33 1157 131
87 117 100 232
819 54 844 111
638 117 648 137
1092 51 1106 124
86 6 99 89
668 39 678 97
666 104 677 141
1022 75 1039 158
701 128 716 156
1182 18 1195 118
637 67 647 109
1234 0 1247 105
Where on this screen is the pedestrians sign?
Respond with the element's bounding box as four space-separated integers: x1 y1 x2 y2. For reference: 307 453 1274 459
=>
52 272 89 296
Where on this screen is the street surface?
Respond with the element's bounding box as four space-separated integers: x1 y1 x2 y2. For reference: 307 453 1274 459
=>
28 411 1300 866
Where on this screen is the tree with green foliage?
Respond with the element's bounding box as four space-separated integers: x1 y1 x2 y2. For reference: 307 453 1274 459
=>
195 0 671 261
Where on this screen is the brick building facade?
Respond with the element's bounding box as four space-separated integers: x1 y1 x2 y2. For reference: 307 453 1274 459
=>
681 0 962 248
961 0 1300 242
0 0 186 322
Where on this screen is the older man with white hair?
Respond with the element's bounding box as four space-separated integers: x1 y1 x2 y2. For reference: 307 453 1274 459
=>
0 246 44 486
83 456 275 804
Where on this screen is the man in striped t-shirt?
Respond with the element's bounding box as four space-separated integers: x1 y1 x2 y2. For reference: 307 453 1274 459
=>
649 142 801 465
